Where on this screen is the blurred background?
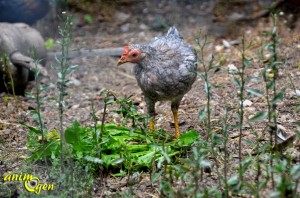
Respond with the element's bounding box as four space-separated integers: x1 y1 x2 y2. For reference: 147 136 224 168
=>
0 0 299 39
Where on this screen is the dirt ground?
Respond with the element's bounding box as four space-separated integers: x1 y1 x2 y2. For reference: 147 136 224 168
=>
1 0 300 197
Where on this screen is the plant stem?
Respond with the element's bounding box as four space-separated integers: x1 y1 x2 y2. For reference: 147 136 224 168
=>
56 12 75 196
271 13 278 148
33 59 49 168
238 35 247 181
223 105 230 197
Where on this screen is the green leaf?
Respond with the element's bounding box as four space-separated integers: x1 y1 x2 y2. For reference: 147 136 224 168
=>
204 82 211 93
208 64 220 71
266 81 274 90
112 169 127 177
45 38 55 50
136 150 156 167
84 156 103 164
291 164 300 180
177 130 199 146
111 158 124 165
231 77 241 88
271 90 285 105
195 70 204 78
246 89 263 97
241 157 253 174
228 175 239 187
65 120 90 152
65 121 81 143
151 171 163 184
20 122 43 134
198 107 207 120
248 111 268 122
84 15 94 24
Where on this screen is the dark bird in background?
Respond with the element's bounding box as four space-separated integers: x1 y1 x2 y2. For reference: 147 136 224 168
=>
118 27 197 138
0 0 49 25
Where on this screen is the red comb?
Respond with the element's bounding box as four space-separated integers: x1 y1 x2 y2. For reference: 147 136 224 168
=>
122 45 130 56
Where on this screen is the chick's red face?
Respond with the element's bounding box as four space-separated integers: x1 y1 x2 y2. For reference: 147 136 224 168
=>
117 46 143 65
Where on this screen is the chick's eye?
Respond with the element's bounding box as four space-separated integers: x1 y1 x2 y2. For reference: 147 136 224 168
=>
132 53 138 58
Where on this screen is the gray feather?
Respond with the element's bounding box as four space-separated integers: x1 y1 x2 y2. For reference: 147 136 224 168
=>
131 27 197 113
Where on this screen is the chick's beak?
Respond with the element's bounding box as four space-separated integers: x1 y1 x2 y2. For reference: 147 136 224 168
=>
117 56 127 66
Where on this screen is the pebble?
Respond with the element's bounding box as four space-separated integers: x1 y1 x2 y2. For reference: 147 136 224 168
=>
115 12 130 22
69 77 81 86
222 39 231 48
120 23 130 32
138 32 145 38
215 45 224 52
139 23 148 30
241 99 252 107
228 64 238 73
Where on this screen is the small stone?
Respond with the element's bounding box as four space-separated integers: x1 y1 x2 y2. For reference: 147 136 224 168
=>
222 39 231 48
240 99 252 107
138 32 145 38
228 12 244 21
120 23 130 32
228 64 238 73
71 104 80 109
115 12 130 22
139 23 147 30
69 77 81 86
215 45 224 52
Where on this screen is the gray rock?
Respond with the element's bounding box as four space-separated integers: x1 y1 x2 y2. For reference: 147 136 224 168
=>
115 12 130 23
0 23 47 95
120 23 130 32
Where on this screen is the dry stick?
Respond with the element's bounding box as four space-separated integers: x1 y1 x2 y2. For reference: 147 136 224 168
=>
232 0 284 22
47 47 124 60
0 119 18 126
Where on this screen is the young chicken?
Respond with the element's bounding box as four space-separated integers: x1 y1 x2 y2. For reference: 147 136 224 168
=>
118 27 197 138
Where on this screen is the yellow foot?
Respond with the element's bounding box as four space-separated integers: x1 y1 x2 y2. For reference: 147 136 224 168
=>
149 119 155 131
173 111 180 138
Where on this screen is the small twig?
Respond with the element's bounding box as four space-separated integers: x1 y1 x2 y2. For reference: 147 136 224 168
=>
47 47 124 60
231 0 284 22
0 119 19 126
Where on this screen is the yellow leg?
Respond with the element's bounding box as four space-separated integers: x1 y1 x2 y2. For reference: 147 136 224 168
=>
149 118 155 131
173 111 180 138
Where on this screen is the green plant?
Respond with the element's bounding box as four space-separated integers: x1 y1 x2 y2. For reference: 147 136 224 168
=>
83 15 93 24
0 54 17 98
259 12 285 190
195 34 214 134
45 38 56 50
195 33 223 191
26 119 199 171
